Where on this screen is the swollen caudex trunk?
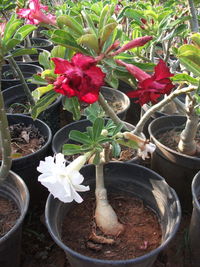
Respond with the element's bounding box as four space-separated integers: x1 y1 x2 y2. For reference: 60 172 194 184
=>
95 164 124 236
178 100 199 156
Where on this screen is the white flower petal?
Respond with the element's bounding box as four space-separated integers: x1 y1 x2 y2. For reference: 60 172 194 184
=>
66 154 87 172
69 170 84 185
55 153 66 167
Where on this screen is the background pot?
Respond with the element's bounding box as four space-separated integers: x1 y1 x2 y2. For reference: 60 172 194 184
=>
1 64 43 91
189 171 200 266
14 48 47 66
45 162 181 267
52 119 142 164
4 114 52 205
0 171 29 267
148 115 200 212
3 83 62 134
61 86 131 125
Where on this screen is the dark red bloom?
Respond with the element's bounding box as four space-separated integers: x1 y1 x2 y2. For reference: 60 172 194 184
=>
52 54 106 104
116 59 174 106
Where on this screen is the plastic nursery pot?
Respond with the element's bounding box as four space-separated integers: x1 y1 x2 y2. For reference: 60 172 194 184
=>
1 64 43 91
45 162 181 267
189 171 200 266
18 37 53 51
0 170 29 267
4 114 52 205
63 86 131 122
3 83 62 134
148 115 200 212
101 86 130 120
141 93 186 138
14 48 47 66
52 119 142 164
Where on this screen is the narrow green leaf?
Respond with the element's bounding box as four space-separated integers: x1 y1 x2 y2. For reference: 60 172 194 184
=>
11 48 37 57
62 144 88 155
77 33 99 53
3 15 22 44
69 130 92 145
99 22 117 47
111 141 121 158
81 10 97 36
57 15 84 35
98 4 110 32
31 91 58 119
38 50 51 69
171 73 199 85
62 96 81 121
32 84 54 101
13 24 36 40
92 151 101 165
93 118 104 140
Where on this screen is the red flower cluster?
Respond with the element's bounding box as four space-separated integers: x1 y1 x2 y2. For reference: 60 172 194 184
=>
52 54 106 104
116 59 174 105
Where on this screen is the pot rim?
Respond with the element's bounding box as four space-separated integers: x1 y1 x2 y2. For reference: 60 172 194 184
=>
192 171 200 210
45 162 181 265
148 115 200 161
6 114 52 163
2 64 43 82
0 170 29 244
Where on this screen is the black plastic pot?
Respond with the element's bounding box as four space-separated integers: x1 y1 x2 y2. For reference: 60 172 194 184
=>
3 83 62 134
1 64 43 91
62 86 131 123
0 170 29 267
14 48 47 66
148 115 200 212
52 119 142 164
18 37 53 51
45 162 181 267
4 114 52 205
189 171 200 266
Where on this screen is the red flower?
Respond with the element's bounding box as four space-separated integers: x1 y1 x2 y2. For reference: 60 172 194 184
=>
52 53 106 104
116 59 174 106
17 0 56 25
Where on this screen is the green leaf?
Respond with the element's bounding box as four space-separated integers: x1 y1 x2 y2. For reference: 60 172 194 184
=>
11 48 37 57
81 10 98 36
13 24 36 40
111 141 121 158
191 33 200 48
50 45 67 59
38 50 51 69
69 130 92 145
162 24 187 41
98 4 110 32
29 74 48 85
4 39 22 51
32 84 54 101
3 15 22 44
77 33 99 53
99 22 117 47
93 118 104 140
62 96 81 121
31 91 58 119
117 138 138 149
171 73 199 85
57 15 84 35
62 144 88 155
84 102 105 123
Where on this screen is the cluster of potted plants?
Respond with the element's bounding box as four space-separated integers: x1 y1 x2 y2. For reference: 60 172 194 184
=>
0 0 200 266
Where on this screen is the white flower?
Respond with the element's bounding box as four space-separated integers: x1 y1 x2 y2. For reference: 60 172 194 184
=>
37 153 90 203
137 142 156 160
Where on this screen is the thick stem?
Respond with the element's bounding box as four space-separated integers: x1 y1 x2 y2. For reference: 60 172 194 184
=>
8 57 35 106
98 93 128 130
178 96 199 155
133 86 195 136
95 163 124 236
0 62 12 183
187 0 199 32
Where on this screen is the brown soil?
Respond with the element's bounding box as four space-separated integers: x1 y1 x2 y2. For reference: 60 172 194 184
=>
62 193 161 260
0 196 20 237
6 98 30 114
9 123 46 158
156 128 200 157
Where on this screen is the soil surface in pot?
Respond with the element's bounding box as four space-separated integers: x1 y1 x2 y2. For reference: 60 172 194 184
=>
61 193 161 260
6 97 30 114
0 123 46 159
156 128 200 157
20 200 192 267
0 196 20 237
